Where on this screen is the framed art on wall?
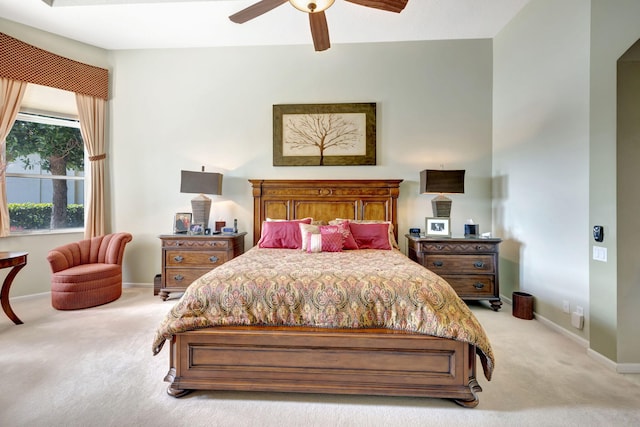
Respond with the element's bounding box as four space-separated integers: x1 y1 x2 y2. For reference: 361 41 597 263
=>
273 102 376 166
425 217 451 237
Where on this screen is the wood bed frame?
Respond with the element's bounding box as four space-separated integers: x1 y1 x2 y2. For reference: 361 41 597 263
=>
163 179 483 407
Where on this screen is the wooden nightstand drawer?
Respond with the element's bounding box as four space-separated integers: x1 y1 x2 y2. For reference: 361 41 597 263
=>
421 242 498 254
442 276 495 297
406 235 502 311
165 250 228 267
158 233 246 300
425 255 495 274
164 268 207 288
164 239 229 249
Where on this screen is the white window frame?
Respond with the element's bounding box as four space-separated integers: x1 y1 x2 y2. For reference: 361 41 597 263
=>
5 111 87 235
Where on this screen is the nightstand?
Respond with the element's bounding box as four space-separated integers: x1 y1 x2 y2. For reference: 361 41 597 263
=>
157 233 246 300
406 235 502 311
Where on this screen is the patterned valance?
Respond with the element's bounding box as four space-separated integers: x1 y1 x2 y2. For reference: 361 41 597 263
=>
0 32 108 100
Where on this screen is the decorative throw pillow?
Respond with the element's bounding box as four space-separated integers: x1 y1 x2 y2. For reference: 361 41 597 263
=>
327 219 359 250
348 222 392 250
332 219 399 249
299 223 320 251
306 233 323 253
319 225 345 252
258 218 313 249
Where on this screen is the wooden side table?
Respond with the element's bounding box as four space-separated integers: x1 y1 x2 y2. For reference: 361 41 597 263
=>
0 251 28 325
158 233 246 300
406 235 502 311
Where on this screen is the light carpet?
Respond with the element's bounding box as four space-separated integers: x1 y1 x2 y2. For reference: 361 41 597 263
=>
1 287 639 427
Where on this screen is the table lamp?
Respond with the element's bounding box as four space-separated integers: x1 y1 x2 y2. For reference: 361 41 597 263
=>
420 169 465 217
180 167 223 228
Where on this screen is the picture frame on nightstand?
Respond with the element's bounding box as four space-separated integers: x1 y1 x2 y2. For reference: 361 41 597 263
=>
425 217 451 237
189 223 204 235
174 212 191 234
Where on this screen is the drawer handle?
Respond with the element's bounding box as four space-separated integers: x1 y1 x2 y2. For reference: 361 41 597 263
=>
432 260 444 268
476 245 483 250
435 245 444 250
174 274 184 282
474 261 485 269
209 256 219 263
173 255 184 262
473 282 485 289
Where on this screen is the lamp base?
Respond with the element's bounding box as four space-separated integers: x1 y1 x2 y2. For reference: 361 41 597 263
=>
431 195 452 218
191 194 212 228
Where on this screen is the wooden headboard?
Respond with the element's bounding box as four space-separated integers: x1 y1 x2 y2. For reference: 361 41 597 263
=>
249 179 403 246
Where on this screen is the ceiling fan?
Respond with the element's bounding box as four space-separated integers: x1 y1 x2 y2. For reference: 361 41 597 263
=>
229 0 409 52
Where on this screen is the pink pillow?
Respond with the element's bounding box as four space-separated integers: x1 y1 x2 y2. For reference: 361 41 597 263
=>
328 220 359 250
258 218 312 249
348 222 391 250
320 226 344 252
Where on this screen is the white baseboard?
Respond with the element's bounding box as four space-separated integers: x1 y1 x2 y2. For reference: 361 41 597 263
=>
502 294 639 375
532 311 589 349
123 282 153 288
12 291 50 300
616 363 640 374
585 350 640 374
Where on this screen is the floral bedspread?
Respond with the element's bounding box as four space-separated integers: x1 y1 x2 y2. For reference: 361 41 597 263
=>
152 247 494 380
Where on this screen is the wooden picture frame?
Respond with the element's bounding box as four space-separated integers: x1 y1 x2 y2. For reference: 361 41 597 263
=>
273 103 376 166
425 217 451 237
174 213 191 234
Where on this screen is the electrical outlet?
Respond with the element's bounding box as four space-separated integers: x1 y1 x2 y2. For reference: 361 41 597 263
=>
571 312 584 329
562 300 570 313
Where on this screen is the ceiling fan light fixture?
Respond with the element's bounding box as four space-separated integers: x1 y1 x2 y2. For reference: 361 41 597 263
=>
289 0 335 13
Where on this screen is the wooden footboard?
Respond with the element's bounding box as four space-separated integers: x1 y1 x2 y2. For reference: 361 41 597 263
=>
164 326 482 408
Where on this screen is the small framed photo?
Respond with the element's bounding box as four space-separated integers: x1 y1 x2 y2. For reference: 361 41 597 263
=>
425 217 451 237
189 223 204 235
174 212 192 234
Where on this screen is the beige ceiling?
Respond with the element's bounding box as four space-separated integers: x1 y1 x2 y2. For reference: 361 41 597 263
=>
0 0 531 50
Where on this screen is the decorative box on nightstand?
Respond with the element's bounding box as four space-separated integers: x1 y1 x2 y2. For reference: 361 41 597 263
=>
157 232 246 301
406 234 502 311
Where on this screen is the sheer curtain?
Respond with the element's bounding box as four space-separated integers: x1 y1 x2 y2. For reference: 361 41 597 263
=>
76 93 106 238
0 77 27 237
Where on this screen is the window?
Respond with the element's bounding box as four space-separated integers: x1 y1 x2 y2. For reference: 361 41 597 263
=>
5 112 85 233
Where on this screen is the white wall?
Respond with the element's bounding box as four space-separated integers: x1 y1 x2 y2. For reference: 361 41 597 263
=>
109 40 493 284
493 0 591 337
1 25 493 294
590 0 640 365
0 18 108 297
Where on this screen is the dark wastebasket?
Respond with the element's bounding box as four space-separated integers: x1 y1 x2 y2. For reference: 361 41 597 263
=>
512 291 534 320
154 273 161 296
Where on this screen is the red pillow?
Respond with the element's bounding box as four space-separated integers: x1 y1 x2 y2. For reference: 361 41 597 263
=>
348 222 391 250
320 226 344 252
329 220 359 250
258 218 312 249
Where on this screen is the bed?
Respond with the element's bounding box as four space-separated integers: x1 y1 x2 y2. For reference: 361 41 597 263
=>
153 179 494 408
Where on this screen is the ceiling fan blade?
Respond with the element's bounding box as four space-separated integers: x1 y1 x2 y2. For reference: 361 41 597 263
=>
309 11 331 52
229 0 289 24
344 0 408 13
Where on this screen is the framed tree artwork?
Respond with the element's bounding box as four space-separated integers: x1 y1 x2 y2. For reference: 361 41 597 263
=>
273 103 376 166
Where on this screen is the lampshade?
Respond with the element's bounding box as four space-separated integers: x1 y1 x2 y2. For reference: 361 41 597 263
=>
420 169 465 218
289 0 335 13
180 168 223 229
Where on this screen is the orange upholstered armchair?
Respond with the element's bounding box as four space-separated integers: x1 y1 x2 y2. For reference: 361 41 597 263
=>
47 232 133 310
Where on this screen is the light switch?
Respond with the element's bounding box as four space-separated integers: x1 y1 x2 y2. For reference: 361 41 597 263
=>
593 246 607 262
